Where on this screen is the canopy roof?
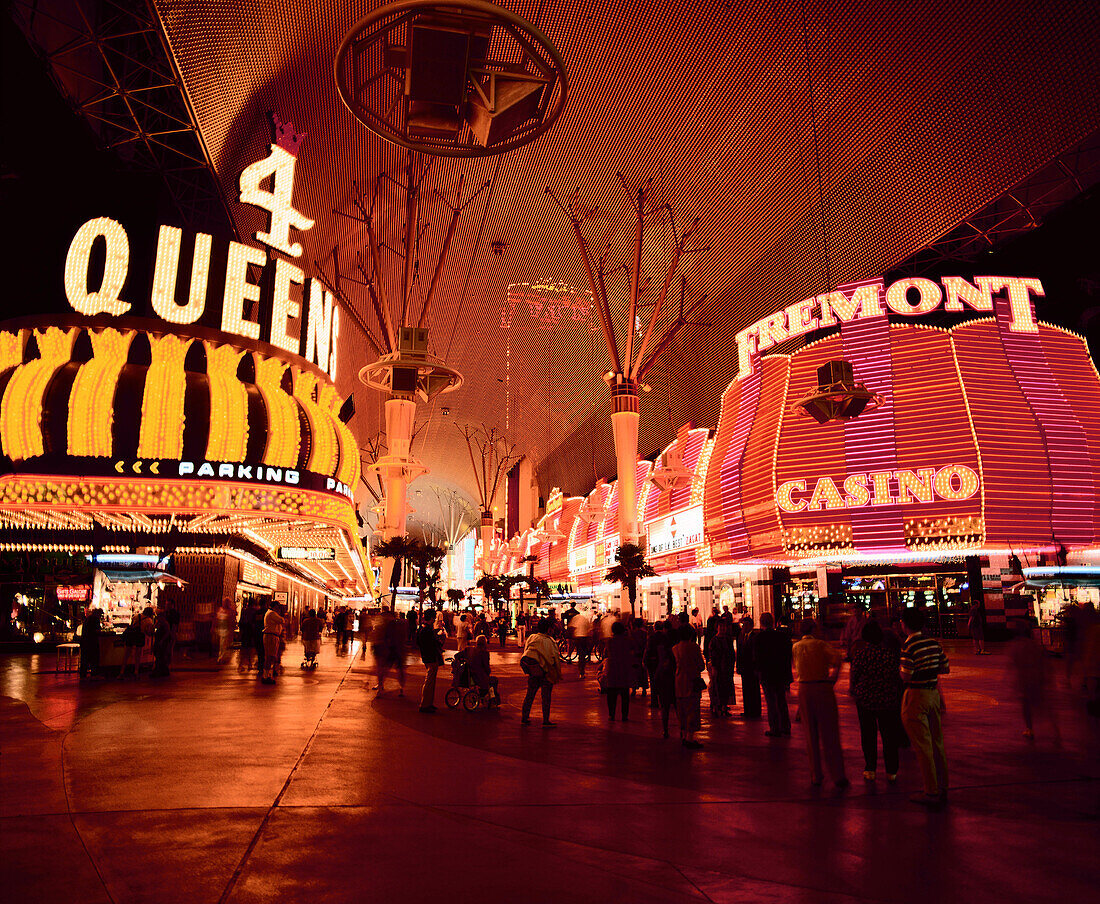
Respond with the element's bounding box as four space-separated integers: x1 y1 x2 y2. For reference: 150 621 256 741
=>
30 1 1100 528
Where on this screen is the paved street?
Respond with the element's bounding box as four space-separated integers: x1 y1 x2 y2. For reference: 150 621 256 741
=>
2 641 1097 903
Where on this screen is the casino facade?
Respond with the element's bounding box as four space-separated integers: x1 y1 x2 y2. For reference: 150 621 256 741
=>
0 314 369 642
498 275 1100 634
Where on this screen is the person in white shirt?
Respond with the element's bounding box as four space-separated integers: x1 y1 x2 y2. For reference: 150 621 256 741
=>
456 613 472 653
569 608 593 677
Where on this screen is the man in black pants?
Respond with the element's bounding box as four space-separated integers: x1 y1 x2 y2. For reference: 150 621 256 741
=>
737 616 763 719
416 609 445 713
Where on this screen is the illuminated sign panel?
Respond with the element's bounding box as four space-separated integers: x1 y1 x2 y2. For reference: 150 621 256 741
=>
61 115 338 380
64 219 339 379
734 276 1045 379
569 535 619 577
278 547 336 561
646 505 704 557
702 290 1100 563
775 466 979 513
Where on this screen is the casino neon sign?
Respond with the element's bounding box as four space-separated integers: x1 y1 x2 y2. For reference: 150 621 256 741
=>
735 276 1044 378
776 464 980 513
61 114 339 379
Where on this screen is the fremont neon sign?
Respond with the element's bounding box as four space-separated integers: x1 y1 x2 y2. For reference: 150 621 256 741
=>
735 276 1044 378
776 464 980 513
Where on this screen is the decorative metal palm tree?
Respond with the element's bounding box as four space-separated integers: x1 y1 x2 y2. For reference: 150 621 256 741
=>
434 485 479 589
327 160 489 599
547 178 707 545
458 425 522 573
374 534 413 606
476 573 506 611
605 542 657 618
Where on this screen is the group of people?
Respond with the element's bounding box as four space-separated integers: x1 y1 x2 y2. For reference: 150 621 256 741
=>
79 589 1095 813
77 603 178 680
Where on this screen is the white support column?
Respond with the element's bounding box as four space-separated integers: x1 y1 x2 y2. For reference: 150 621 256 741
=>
479 512 495 573
611 380 640 545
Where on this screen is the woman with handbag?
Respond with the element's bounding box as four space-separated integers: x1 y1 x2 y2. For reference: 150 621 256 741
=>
520 618 561 726
673 623 707 749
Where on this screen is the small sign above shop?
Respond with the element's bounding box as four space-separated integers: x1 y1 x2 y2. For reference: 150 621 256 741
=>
278 546 336 560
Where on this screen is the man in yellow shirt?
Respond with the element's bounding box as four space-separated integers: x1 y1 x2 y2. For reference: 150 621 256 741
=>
792 618 849 789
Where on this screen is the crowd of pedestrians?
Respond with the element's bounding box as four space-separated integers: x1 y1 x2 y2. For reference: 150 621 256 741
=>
72 590 1100 809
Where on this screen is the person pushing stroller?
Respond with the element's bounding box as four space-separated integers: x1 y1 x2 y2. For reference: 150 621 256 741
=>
300 608 324 669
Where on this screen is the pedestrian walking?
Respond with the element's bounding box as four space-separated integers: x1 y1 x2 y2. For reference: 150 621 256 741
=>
737 616 762 719
792 619 849 789
570 607 593 677
78 608 101 680
673 623 706 749
653 629 678 737
644 622 665 708
456 614 472 653
899 608 950 808
151 608 172 677
705 619 735 717
416 609 445 712
967 602 988 654
300 608 324 667
1007 619 1060 742
374 607 407 695
840 604 870 661
215 599 235 664
261 603 284 685
603 621 634 720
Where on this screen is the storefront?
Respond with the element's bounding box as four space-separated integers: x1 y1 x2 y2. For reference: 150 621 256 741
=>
0 276 371 647
0 127 376 648
702 274 1100 634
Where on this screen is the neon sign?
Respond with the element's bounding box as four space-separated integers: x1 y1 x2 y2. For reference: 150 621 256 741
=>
647 505 704 557
735 276 1044 378
62 114 339 379
278 547 336 561
776 465 980 513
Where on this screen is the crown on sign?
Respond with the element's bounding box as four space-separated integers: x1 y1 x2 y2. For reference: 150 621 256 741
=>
271 112 305 156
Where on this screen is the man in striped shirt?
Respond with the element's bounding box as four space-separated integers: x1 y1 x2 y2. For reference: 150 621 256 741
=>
900 608 950 808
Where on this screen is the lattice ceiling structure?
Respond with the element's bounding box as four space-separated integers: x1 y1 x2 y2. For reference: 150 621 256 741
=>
20 0 1100 531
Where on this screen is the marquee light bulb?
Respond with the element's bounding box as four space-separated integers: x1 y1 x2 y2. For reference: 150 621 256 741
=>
221 242 265 340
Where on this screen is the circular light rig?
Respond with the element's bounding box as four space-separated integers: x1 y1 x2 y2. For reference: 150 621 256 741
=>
358 330 463 403
335 0 568 158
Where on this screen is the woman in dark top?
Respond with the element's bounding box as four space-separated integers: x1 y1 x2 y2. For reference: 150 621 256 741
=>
653 631 678 737
79 608 101 679
705 619 735 717
849 619 903 781
603 621 635 720
120 609 145 679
